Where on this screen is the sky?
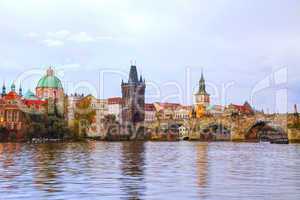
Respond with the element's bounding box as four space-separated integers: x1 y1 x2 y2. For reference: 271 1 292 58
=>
0 0 299 113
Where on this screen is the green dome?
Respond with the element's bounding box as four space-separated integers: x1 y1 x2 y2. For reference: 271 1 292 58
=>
37 68 63 89
24 90 38 100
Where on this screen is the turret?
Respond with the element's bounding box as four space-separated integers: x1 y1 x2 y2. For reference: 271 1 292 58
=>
2 82 6 97
11 82 15 92
19 85 22 97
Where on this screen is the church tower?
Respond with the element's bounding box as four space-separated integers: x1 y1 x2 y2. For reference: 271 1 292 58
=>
121 64 146 126
194 71 210 118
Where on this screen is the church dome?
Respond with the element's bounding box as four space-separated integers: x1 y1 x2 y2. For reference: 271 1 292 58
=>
24 90 38 100
37 67 63 89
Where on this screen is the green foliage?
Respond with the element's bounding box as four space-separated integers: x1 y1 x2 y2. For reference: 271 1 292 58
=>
288 123 300 130
46 115 70 139
26 112 71 141
73 96 96 137
0 126 9 141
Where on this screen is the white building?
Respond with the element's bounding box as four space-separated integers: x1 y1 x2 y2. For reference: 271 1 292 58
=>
145 103 156 122
66 93 84 128
179 125 189 139
174 106 192 120
87 96 109 138
107 97 123 123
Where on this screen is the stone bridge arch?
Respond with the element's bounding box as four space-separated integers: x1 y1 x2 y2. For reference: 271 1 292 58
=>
245 120 288 143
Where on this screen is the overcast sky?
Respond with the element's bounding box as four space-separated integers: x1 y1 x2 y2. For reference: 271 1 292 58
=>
0 0 299 112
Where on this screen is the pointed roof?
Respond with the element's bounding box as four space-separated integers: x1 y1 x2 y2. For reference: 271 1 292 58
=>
197 70 208 95
11 82 16 92
128 65 139 84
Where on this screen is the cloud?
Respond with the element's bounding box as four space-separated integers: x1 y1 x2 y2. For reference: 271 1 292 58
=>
68 32 95 43
42 39 64 47
27 30 115 47
46 30 70 39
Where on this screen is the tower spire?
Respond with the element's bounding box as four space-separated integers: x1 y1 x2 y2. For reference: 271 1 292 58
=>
19 84 22 96
2 81 6 97
11 82 16 92
198 69 207 94
128 65 139 84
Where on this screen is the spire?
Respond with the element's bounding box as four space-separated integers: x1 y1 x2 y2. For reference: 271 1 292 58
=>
11 82 15 92
47 66 54 76
2 81 6 96
140 75 143 82
198 69 207 94
200 68 204 81
19 85 22 96
128 65 139 84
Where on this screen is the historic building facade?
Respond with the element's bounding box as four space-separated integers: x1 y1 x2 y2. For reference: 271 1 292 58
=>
108 97 123 123
194 71 210 118
121 65 146 126
0 83 47 140
36 67 64 100
145 103 156 122
36 67 65 115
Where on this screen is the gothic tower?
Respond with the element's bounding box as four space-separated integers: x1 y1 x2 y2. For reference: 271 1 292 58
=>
121 65 146 126
194 71 210 118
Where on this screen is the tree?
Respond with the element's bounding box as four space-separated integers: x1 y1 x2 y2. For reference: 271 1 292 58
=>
0 126 9 142
73 96 96 137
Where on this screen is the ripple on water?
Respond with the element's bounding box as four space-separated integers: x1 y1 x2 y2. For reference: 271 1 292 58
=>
0 142 299 200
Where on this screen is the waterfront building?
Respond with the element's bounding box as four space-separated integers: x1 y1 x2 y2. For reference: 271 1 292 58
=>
108 97 123 123
225 101 254 116
77 95 109 138
178 125 189 139
174 106 192 120
145 103 156 122
0 83 27 139
66 93 84 128
0 83 47 140
153 103 191 121
153 102 181 120
36 67 65 115
90 97 108 138
23 89 47 113
121 65 146 126
194 71 210 118
207 105 224 116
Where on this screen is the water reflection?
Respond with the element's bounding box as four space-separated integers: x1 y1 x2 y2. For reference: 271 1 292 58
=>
120 142 146 200
0 143 22 188
0 142 299 200
33 144 67 193
196 143 208 193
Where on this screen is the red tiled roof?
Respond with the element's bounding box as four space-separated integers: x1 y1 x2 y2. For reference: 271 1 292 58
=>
23 99 47 110
155 102 181 110
108 97 123 105
4 91 20 100
23 99 47 106
230 104 253 113
145 103 156 111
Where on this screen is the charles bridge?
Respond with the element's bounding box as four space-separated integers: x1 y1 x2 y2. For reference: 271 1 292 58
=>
147 113 300 143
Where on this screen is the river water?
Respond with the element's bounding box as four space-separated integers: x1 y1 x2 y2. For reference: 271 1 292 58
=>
0 142 299 200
